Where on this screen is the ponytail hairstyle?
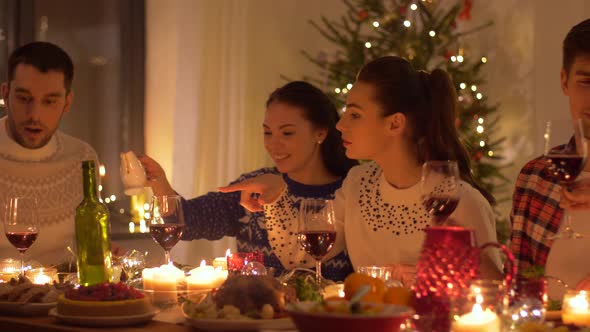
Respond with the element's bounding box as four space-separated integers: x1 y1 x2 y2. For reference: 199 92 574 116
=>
266 81 359 177
357 56 495 204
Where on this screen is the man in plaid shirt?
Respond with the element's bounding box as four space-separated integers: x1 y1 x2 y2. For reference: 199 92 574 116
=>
511 19 590 289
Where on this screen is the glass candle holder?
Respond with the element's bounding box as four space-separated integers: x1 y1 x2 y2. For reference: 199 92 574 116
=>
226 252 264 276
562 290 590 327
0 258 20 282
451 280 507 332
28 267 57 284
356 265 402 287
514 276 548 307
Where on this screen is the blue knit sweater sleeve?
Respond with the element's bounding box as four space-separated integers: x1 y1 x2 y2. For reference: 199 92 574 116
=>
180 167 279 241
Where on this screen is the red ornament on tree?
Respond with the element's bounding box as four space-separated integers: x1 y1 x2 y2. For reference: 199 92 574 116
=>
443 50 454 60
358 9 369 21
399 6 407 15
473 151 483 161
458 0 473 21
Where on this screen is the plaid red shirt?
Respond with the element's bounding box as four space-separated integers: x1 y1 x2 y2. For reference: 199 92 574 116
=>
510 151 566 275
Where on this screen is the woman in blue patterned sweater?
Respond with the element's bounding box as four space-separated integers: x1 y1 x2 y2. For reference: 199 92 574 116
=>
140 81 358 281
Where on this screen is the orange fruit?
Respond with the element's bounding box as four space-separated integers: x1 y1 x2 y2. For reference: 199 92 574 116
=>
343 273 386 303
383 286 412 305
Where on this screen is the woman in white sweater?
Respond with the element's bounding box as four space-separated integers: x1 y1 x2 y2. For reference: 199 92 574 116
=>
222 56 500 279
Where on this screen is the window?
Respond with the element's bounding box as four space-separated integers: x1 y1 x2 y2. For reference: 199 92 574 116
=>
0 0 145 224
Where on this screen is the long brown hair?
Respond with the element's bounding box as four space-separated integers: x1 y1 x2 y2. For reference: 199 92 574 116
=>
266 81 358 177
357 56 495 204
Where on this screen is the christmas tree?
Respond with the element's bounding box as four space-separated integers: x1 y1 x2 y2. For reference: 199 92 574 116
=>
302 0 510 242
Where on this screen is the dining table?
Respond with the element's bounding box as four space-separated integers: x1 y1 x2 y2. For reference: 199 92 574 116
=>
0 305 298 332
0 314 192 332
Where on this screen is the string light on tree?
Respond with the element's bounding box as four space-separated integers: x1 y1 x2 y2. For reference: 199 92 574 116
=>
476 125 484 134
451 56 457 62
410 3 418 10
476 93 483 100
457 55 464 63
478 118 484 124
403 20 411 28
342 88 349 94
460 83 466 89
347 83 353 90
365 42 372 48
488 151 494 157
335 88 341 94
481 57 488 63
429 30 436 37
471 85 477 91
372 21 380 28
479 141 486 147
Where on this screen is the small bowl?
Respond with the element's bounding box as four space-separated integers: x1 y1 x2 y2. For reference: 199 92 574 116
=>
287 301 413 332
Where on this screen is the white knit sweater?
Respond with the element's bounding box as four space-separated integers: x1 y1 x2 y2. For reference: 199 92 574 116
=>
0 117 98 265
335 162 499 269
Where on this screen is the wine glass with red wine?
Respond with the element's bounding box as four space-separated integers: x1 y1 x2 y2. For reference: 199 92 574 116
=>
297 199 336 288
149 195 185 264
3 197 39 276
421 161 460 224
544 119 587 239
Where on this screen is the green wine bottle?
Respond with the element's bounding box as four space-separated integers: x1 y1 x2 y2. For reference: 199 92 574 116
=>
75 160 113 286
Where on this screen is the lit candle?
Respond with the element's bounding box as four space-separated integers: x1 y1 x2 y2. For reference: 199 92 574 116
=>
213 249 231 270
28 267 57 285
142 264 185 304
0 267 18 283
563 291 590 326
187 260 228 291
452 303 500 332
33 272 52 285
142 268 154 290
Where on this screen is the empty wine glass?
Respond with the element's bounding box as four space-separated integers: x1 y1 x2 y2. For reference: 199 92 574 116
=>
297 199 337 288
3 197 39 276
544 119 587 239
420 161 460 224
148 195 184 265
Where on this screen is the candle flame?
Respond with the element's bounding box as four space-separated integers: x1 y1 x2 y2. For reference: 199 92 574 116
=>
472 303 484 315
200 260 207 267
476 294 484 304
338 289 345 298
33 272 51 285
225 249 231 257
570 292 590 310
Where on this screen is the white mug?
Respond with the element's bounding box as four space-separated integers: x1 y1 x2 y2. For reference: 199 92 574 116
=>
120 151 147 196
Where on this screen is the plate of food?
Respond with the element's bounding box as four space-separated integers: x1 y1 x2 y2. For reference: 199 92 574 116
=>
286 301 413 332
50 281 158 327
181 275 296 331
0 301 57 316
0 275 60 316
49 308 158 327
